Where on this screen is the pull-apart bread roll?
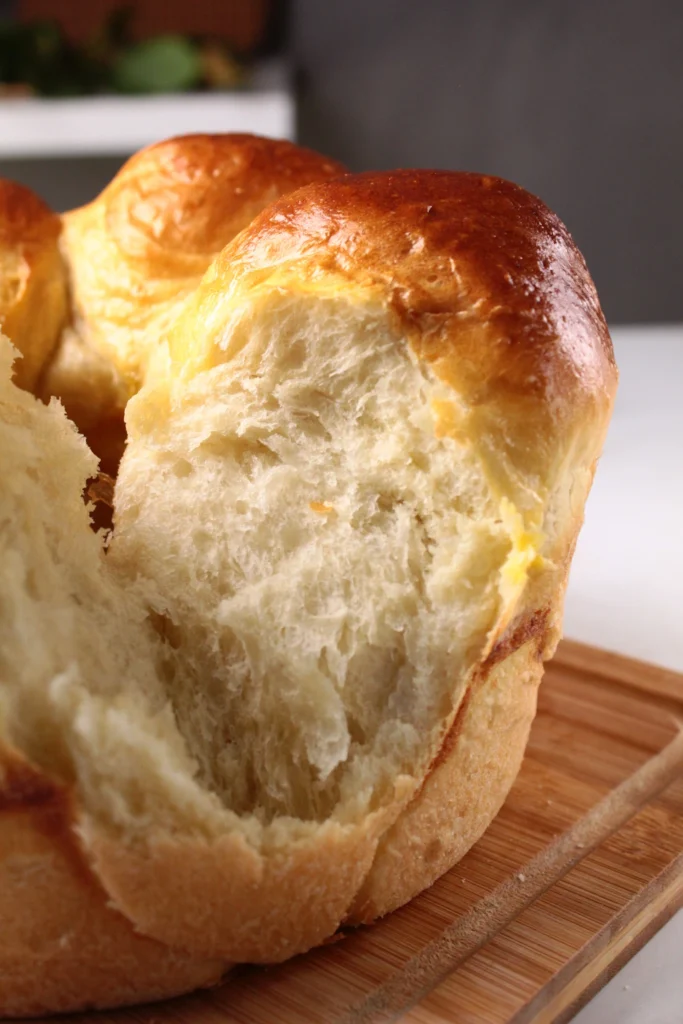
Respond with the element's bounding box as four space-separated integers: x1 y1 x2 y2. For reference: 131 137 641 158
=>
41 135 346 470
0 135 344 471
0 168 616 1016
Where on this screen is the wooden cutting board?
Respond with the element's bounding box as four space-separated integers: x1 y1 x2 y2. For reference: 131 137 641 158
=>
55 641 683 1024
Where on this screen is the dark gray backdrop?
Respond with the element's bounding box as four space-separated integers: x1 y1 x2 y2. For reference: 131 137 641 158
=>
292 0 683 323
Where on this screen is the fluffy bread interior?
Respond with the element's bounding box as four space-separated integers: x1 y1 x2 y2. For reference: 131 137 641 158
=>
0 338 221 836
0 285 524 844
113 288 516 824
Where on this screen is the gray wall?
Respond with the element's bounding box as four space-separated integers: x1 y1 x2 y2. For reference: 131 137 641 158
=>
292 0 683 324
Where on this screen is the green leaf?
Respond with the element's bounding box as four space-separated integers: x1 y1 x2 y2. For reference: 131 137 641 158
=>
112 35 201 94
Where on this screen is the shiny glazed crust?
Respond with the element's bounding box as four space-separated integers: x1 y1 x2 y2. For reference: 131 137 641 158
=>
38 134 346 469
0 180 67 391
184 170 615 523
58 133 346 392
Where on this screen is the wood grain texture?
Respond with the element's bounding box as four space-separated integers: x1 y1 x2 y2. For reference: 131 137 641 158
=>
34 641 683 1024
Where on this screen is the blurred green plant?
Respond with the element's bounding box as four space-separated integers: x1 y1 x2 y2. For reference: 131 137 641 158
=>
112 36 202 93
0 5 246 98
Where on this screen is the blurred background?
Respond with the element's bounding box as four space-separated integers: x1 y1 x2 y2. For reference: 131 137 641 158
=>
0 0 680 323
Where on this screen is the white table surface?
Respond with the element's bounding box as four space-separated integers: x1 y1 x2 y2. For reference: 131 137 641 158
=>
561 324 683 1023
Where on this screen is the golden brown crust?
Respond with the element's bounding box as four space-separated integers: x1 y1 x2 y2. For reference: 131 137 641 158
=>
186 170 616 519
88 814 386 963
96 133 346 279
0 180 60 254
39 134 346 469
0 180 67 391
0 745 226 1017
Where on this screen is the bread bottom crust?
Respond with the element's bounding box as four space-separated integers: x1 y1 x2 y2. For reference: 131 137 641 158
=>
0 615 549 1016
0 747 226 1018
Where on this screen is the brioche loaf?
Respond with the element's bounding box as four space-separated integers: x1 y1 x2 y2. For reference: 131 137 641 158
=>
0 158 616 1016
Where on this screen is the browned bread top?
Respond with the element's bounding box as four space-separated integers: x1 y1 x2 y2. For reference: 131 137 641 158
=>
171 169 616 518
36 134 346 470
0 179 67 391
92 133 347 276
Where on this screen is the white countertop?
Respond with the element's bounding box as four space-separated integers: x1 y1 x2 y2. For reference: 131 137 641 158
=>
562 325 683 1023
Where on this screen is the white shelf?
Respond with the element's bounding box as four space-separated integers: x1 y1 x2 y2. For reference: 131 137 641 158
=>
0 62 294 158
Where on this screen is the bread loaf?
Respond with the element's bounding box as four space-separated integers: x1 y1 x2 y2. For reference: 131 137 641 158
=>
0 157 616 1016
